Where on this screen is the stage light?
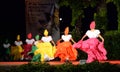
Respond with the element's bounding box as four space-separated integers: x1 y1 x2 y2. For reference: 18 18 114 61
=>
59 18 62 21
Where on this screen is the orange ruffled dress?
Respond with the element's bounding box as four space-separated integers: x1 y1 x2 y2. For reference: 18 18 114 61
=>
55 34 78 62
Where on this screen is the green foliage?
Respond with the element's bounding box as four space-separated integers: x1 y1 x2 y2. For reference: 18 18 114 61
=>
94 13 108 30
11 62 55 72
104 31 120 60
58 0 107 26
81 62 120 72
106 0 120 31
71 28 82 41
6 62 120 72
58 0 120 32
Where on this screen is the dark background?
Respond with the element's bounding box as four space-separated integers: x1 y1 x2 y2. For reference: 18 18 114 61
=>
0 1 118 42
0 0 26 41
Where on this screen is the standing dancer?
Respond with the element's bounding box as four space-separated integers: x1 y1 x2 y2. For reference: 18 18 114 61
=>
23 33 35 60
73 21 107 63
2 39 11 61
11 35 24 61
28 34 41 62
35 29 56 62
55 27 78 62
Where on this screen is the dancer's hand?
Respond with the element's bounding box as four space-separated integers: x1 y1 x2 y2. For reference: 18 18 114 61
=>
101 41 104 44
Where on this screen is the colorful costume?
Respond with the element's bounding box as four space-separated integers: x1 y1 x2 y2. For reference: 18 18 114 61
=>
3 39 11 61
28 35 41 62
73 21 107 63
35 29 56 61
55 27 78 62
11 35 24 60
23 33 35 60
29 45 41 62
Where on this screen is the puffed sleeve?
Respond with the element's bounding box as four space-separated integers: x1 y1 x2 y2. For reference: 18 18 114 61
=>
61 35 64 39
85 30 90 36
49 36 52 41
96 30 100 35
69 34 72 38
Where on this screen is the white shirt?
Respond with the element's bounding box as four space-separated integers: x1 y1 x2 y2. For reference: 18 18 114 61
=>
41 36 52 42
86 29 100 38
14 41 23 46
26 38 35 44
3 43 10 48
62 34 72 41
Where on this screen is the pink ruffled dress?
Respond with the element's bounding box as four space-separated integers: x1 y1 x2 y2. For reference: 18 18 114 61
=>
73 29 107 63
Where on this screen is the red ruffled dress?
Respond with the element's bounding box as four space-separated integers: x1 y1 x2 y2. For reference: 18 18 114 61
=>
23 38 35 60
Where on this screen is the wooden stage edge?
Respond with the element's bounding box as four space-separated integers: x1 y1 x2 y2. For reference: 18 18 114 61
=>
0 60 120 66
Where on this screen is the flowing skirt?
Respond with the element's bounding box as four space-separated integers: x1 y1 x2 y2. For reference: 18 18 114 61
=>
11 45 24 60
55 41 78 62
29 45 41 62
73 38 107 63
23 44 32 60
35 42 56 61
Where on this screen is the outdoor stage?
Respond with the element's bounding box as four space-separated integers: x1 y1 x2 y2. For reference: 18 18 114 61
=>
0 60 120 66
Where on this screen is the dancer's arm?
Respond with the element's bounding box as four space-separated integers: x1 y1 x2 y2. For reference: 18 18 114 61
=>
81 34 87 41
98 34 104 42
57 39 62 42
51 40 56 46
70 38 76 44
56 39 62 45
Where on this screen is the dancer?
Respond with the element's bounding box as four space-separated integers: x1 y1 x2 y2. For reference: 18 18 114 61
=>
11 35 24 60
35 29 56 62
23 33 35 60
73 21 107 63
2 39 11 61
55 27 78 62
28 34 41 62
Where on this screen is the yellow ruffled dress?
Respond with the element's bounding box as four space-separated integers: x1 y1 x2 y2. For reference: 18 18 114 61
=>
35 36 56 61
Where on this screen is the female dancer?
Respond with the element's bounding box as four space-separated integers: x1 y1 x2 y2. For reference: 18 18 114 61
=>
55 27 78 62
23 33 35 60
28 34 41 62
10 35 24 61
35 29 56 61
73 21 107 63
3 39 11 61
